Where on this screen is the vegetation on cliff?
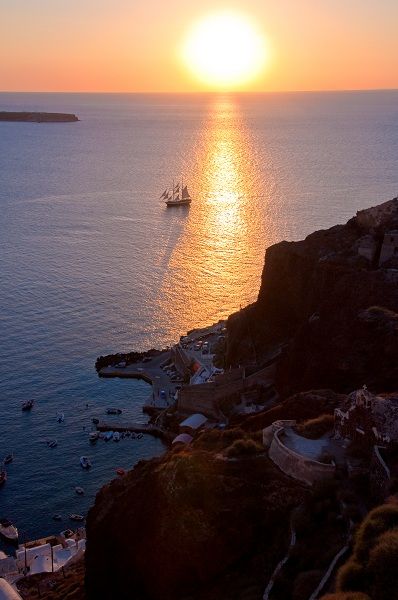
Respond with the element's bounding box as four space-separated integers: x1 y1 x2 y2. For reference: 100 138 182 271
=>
322 503 398 600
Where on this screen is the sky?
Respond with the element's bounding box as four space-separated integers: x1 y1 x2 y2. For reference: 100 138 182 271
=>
1 0 398 92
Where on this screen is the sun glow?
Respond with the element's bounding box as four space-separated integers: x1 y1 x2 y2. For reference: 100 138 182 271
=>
181 12 268 89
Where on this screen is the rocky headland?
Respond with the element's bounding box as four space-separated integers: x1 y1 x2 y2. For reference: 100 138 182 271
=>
0 111 79 122
82 197 398 600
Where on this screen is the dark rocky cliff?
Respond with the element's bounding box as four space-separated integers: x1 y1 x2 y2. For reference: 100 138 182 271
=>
85 450 302 600
227 197 398 396
84 197 398 600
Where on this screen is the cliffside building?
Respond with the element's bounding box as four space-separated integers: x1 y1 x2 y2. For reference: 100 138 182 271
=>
334 387 398 446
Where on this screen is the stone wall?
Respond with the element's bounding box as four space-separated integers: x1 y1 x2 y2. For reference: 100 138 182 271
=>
263 420 297 448
268 427 336 486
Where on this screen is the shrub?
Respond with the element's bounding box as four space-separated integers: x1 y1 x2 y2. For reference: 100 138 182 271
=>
336 560 367 592
368 529 398 600
353 504 398 562
225 438 263 458
296 414 334 439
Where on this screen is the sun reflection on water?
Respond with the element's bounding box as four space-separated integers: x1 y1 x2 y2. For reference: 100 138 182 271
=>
157 96 268 339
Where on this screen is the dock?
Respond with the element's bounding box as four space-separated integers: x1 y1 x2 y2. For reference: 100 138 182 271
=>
96 421 172 441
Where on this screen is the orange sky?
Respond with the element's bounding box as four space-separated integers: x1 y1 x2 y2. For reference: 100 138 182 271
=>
1 0 398 92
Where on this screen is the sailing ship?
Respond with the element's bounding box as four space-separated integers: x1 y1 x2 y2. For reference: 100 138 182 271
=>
161 180 192 207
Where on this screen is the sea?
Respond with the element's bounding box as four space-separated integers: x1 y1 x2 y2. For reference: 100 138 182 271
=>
0 90 398 545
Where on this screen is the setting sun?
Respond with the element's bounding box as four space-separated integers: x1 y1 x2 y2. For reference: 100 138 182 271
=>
181 12 268 90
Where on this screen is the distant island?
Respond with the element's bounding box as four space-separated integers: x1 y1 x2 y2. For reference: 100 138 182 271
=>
0 111 79 122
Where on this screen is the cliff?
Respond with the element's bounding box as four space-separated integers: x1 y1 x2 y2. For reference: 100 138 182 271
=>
227 197 398 396
0 111 79 122
84 197 398 600
85 450 303 600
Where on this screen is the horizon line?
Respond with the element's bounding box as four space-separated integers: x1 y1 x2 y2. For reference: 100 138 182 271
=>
1 87 398 95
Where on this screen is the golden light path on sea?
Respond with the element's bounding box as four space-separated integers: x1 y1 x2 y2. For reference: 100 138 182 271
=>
157 96 269 339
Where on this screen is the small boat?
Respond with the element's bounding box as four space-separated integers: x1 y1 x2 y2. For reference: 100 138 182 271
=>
52 514 63 521
104 431 113 441
3 454 13 465
0 519 18 543
80 456 91 469
92 418 99 425
70 514 85 522
75 486 85 495
22 399 34 411
113 432 121 442
162 180 192 207
0 470 7 486
106 408 122 415
116 468 126 477
57 412 65 423
47 439 58 448
89 432 99 443
136 433 143 439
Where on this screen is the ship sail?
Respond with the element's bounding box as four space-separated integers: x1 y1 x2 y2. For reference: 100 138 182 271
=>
162 178 192 206
181 185 191 200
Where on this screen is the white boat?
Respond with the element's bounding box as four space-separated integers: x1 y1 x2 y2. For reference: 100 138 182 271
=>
69 514 85 522
113 432 121 442
75 486 85 495
104 431 113 441
0 519 18 543
162 180 192 207
89 432 99 443
80 456 91 469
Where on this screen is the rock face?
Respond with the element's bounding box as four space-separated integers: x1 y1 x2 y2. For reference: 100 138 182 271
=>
227 198 398 397
85 451 302 600
0 111 79 122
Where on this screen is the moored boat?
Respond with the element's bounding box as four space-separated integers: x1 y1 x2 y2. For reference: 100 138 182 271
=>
70 514 85 522
113 431 121 442
89 432 99 443
80 456 91 469
57 412 65 423
53 514 62 521
0 519 18 543
75 486 85 495
106 408 122 415
3 454 13 465
22 399 34 411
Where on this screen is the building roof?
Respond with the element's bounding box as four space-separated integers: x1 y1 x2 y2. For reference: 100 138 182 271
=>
172 433 193 445
0 579 23 600
179 413 208 430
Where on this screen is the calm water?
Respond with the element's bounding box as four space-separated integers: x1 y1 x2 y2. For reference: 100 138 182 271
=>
0 91 398 542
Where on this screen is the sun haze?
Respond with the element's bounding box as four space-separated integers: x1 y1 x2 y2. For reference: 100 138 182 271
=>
1 0 398 92
181 12 268 90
